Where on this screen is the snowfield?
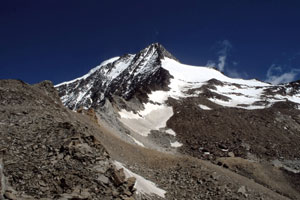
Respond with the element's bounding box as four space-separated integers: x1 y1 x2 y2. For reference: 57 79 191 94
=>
119 103 173 137
161 58 269 87
160 58 300 109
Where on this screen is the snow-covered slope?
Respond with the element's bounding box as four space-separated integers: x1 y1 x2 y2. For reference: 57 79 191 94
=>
159 58 300 109
56 54 136 109
56 43 300 112
161 58 269 86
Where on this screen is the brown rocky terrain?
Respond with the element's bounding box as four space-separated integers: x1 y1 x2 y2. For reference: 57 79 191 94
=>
91 114 294 200
167 95 300 161
0 80 136 200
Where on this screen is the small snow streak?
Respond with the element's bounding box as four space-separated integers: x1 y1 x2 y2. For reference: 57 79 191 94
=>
171 141 183 148
199 104 212 110
113 161 166 198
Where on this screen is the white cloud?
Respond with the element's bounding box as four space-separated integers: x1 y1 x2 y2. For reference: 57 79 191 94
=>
217 55 226 72
265 64 300 85
206 40 232 72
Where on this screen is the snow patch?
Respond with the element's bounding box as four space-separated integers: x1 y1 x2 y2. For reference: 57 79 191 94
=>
119 88 175 136
272 159 300 173
119 110 141 119
148 90 169 103
128 135 145 147
113 161 166 198
170 141 183 148
119 103 173 136
276 94 300 105
199 104 212 110
208 98 266 110
165 129 176 136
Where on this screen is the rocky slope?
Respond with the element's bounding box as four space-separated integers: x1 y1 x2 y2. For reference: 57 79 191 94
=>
0 80 137 200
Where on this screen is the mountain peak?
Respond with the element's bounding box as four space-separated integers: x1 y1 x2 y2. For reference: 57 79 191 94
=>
142 43 179 61
55 43 176 109
56 42 300 111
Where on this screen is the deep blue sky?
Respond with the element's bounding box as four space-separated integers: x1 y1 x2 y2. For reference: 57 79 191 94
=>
1 0 300 85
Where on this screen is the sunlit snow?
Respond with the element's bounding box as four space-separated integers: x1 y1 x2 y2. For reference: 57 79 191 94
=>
119 103 173 136
128 135 145 147
199 104 212 110
165 129 176 136
170 141 183 148
114 161 166 198
161 58 269 87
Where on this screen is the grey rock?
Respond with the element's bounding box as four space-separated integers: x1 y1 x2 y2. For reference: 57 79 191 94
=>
0 158 5 200
97 175 109 185
228 152 235 157
238 185 248 197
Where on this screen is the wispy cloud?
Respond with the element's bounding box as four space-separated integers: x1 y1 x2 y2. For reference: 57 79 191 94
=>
206 41 300 83
265 64 300 84
217 56 226 72
206 40 232 72
226 68 248 79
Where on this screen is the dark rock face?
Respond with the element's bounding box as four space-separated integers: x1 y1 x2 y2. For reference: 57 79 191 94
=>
56 43 173 110
0 80 136 199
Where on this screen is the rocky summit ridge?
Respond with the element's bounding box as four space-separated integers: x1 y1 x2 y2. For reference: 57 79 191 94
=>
56 43 175 110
